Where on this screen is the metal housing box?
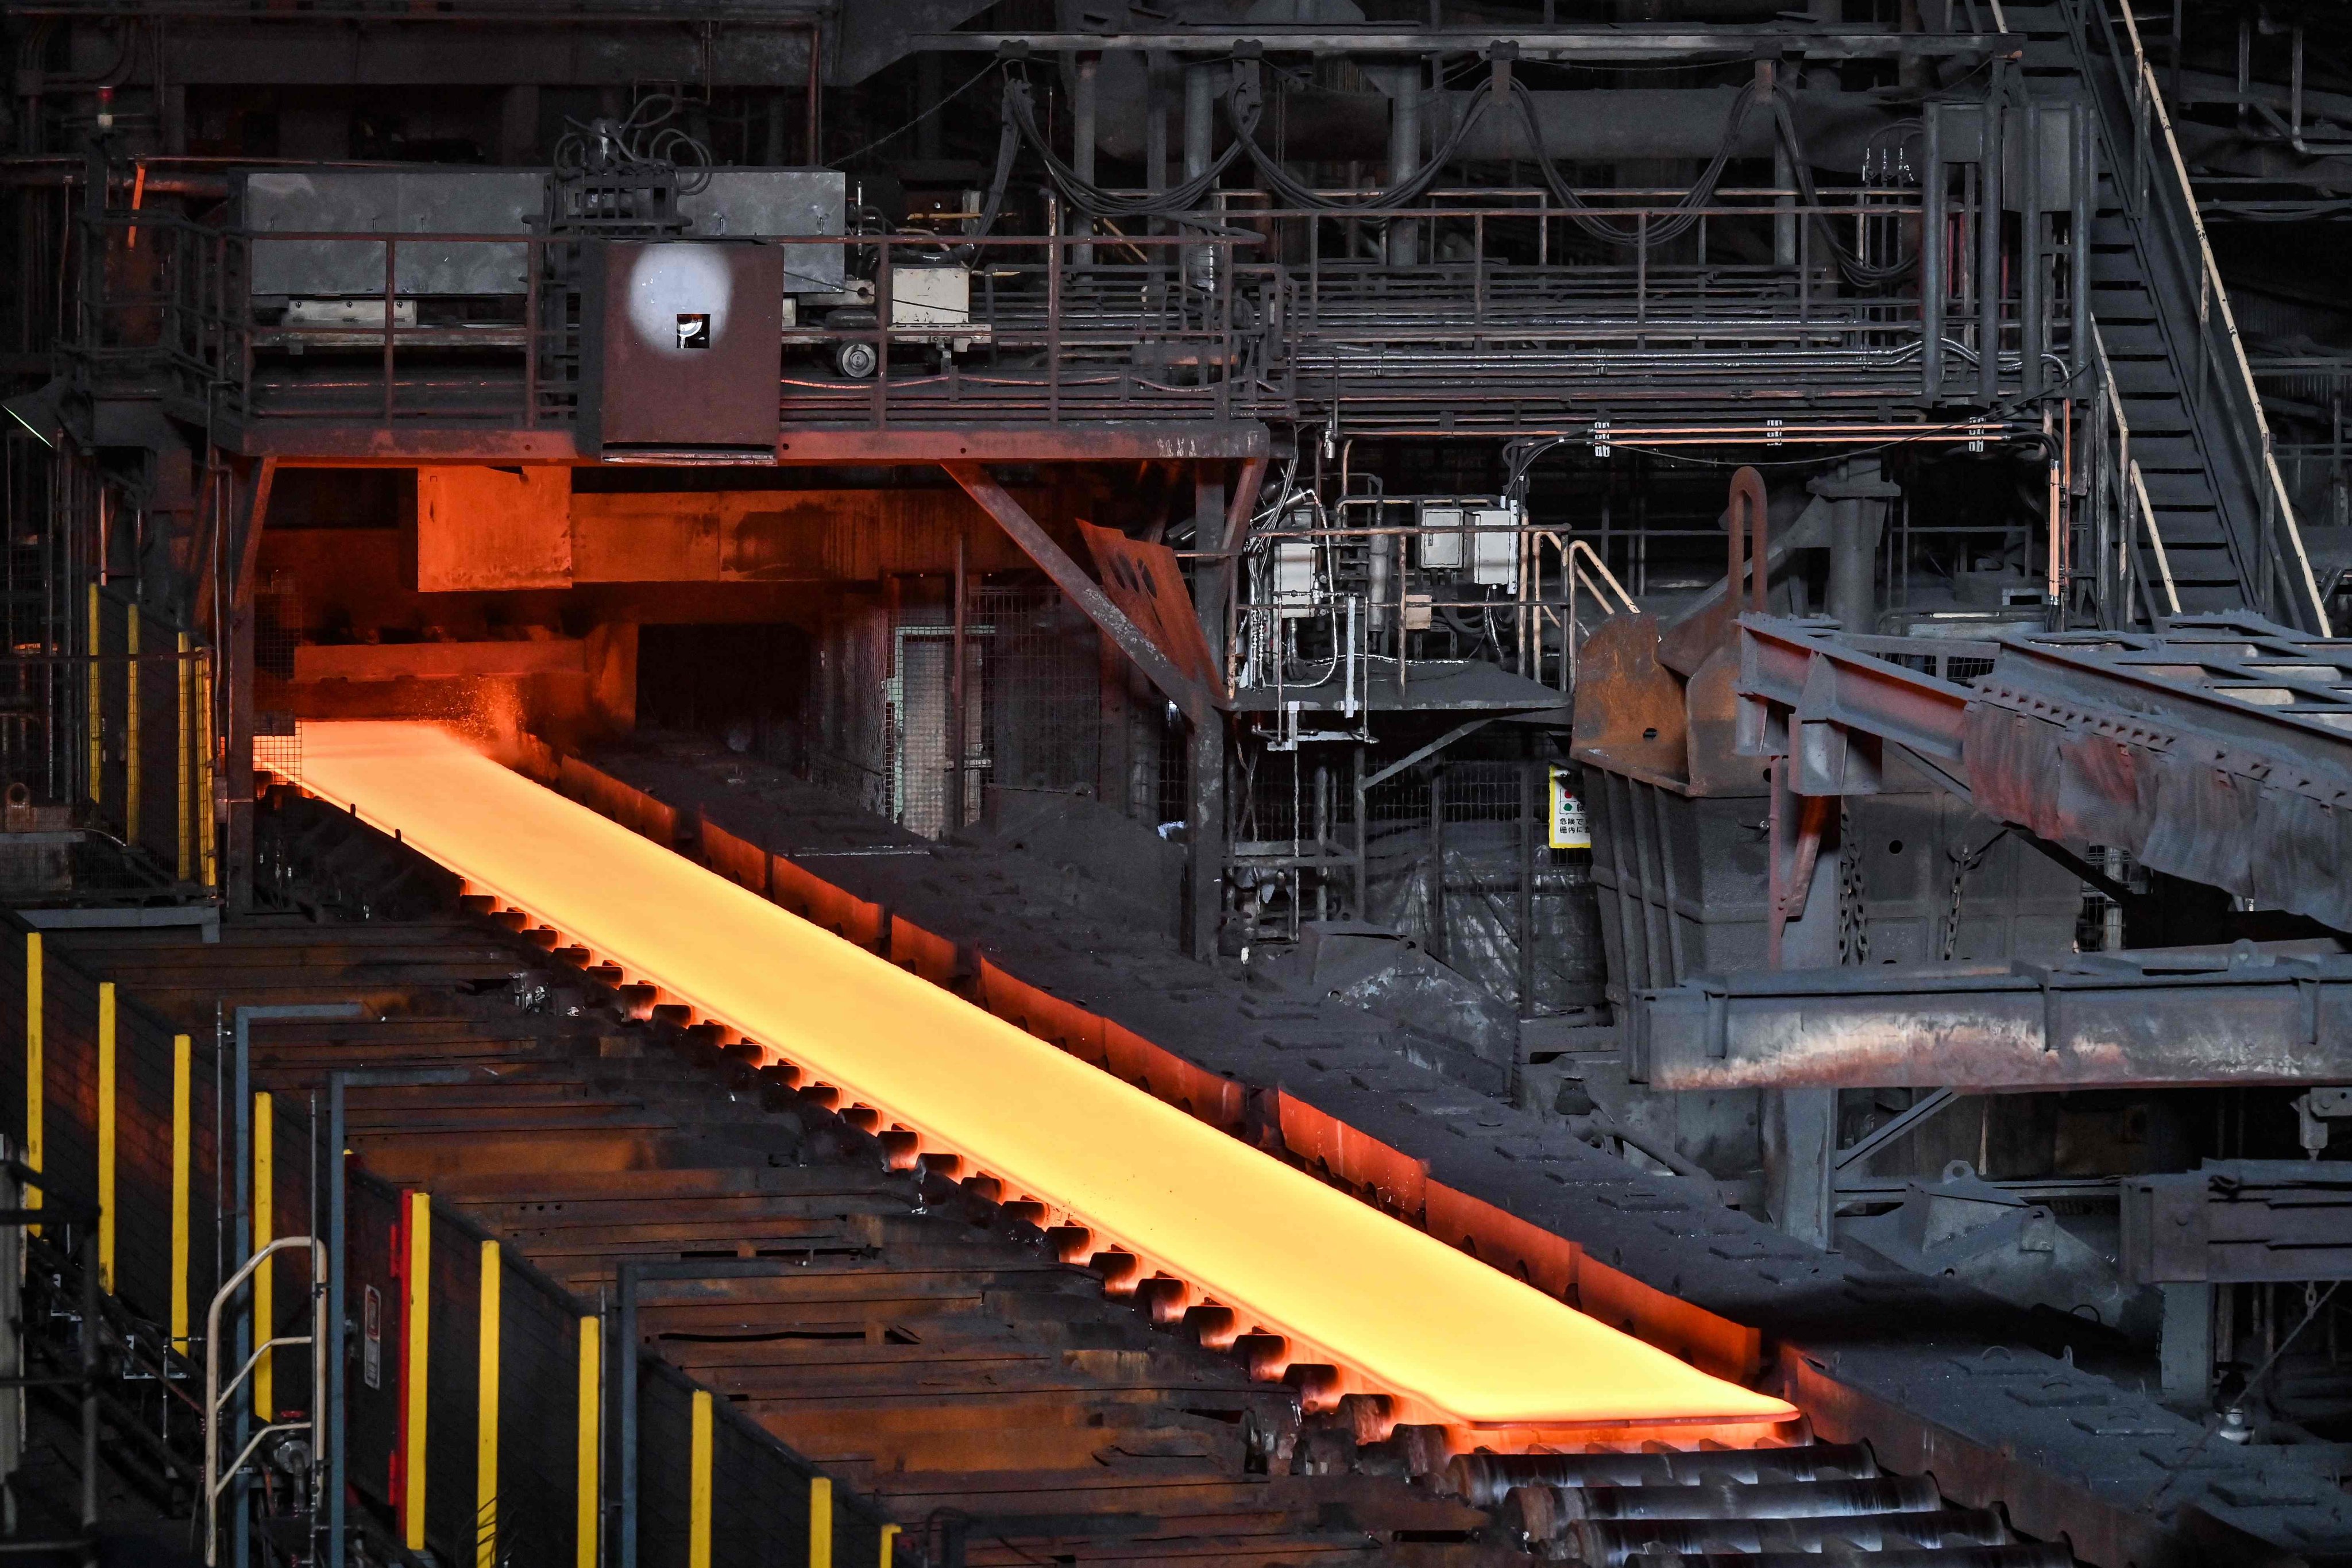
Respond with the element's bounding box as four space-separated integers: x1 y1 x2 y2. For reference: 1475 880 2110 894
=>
891 266 971 326
580 241 784 454
1469 506 1518 588
1417 504 1465 570
678 169 847 293
1272 540 1318 619
240 168 542 297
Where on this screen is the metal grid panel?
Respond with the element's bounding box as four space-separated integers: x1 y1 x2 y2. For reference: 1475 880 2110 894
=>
887 586 1102 841
979 586 1100 801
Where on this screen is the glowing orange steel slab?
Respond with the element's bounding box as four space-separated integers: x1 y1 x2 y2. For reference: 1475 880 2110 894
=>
293 721 1795 1431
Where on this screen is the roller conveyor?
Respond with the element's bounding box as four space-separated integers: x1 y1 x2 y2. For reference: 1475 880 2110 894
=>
288 719 1797 1436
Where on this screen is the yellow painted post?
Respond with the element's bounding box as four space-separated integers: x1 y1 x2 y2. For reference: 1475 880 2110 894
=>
475 1238 500 1568
196 655 217 889
404 1191 431 1552
85 584 99 804
96 983 114 1290
125 612 141 845
24 933 40 1222
170 1034 191 1353
575 1315 600 1568
688 1391 714 1568
253 1091 274 1420
176 632 193 879
809 1474 833 1568
879 1523 899 1566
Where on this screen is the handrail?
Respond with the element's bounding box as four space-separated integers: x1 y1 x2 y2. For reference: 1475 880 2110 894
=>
2075 0 2328 631
2092 321 2180 618
203 1235 327 1568
1567 538 1640 615
1540 533 1642 692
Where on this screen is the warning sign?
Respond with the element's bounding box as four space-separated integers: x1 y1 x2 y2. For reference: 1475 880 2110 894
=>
1548 767 1590 851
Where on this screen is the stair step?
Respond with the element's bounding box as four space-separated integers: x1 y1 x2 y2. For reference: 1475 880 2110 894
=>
2098 325 2172 359
2090 283 2156 314
2125 436 2208 469
2091 251 2157 285
2137 472 2219 508
2110 368 2185 398
2118 399 2195 435
2143 516 2230 547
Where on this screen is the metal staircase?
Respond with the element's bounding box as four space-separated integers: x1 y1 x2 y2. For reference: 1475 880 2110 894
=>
2013 0 2329 627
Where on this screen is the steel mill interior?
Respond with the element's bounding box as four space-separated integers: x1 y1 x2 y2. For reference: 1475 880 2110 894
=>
6 0 2352 1563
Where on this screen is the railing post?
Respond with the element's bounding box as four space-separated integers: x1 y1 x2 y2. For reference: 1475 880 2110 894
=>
1046 235 1061 426
1922 103 1944 400
85 585 99 808
873 237 892 431
1978 86 2004 405
126 610 141 847
524 237 539 429
382 236 397 425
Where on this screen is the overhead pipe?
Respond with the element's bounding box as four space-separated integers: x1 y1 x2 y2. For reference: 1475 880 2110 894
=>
1077 71 1904 173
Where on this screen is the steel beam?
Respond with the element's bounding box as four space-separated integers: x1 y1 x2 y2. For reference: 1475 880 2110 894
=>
1735 614 1969 797
917 28 1996 60
223 459 277 915
944 462 1219 723
207 421 1271 465
1739 612 2352 930
1628 941 2352 1090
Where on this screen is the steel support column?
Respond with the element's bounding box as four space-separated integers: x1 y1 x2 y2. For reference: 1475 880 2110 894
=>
223 458 278 915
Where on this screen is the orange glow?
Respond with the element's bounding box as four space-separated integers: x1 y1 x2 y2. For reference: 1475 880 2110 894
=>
292 721 1796 1432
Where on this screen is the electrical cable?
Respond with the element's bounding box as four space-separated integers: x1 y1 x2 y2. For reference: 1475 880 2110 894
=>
1764 89 1914 283
1220 66 1508 213
1504 74 1767 249
1001 70 1253 225
553 94 713 196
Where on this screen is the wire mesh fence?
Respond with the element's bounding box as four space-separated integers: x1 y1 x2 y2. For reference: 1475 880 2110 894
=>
1234 734 1605 1016
887 585 1104 840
